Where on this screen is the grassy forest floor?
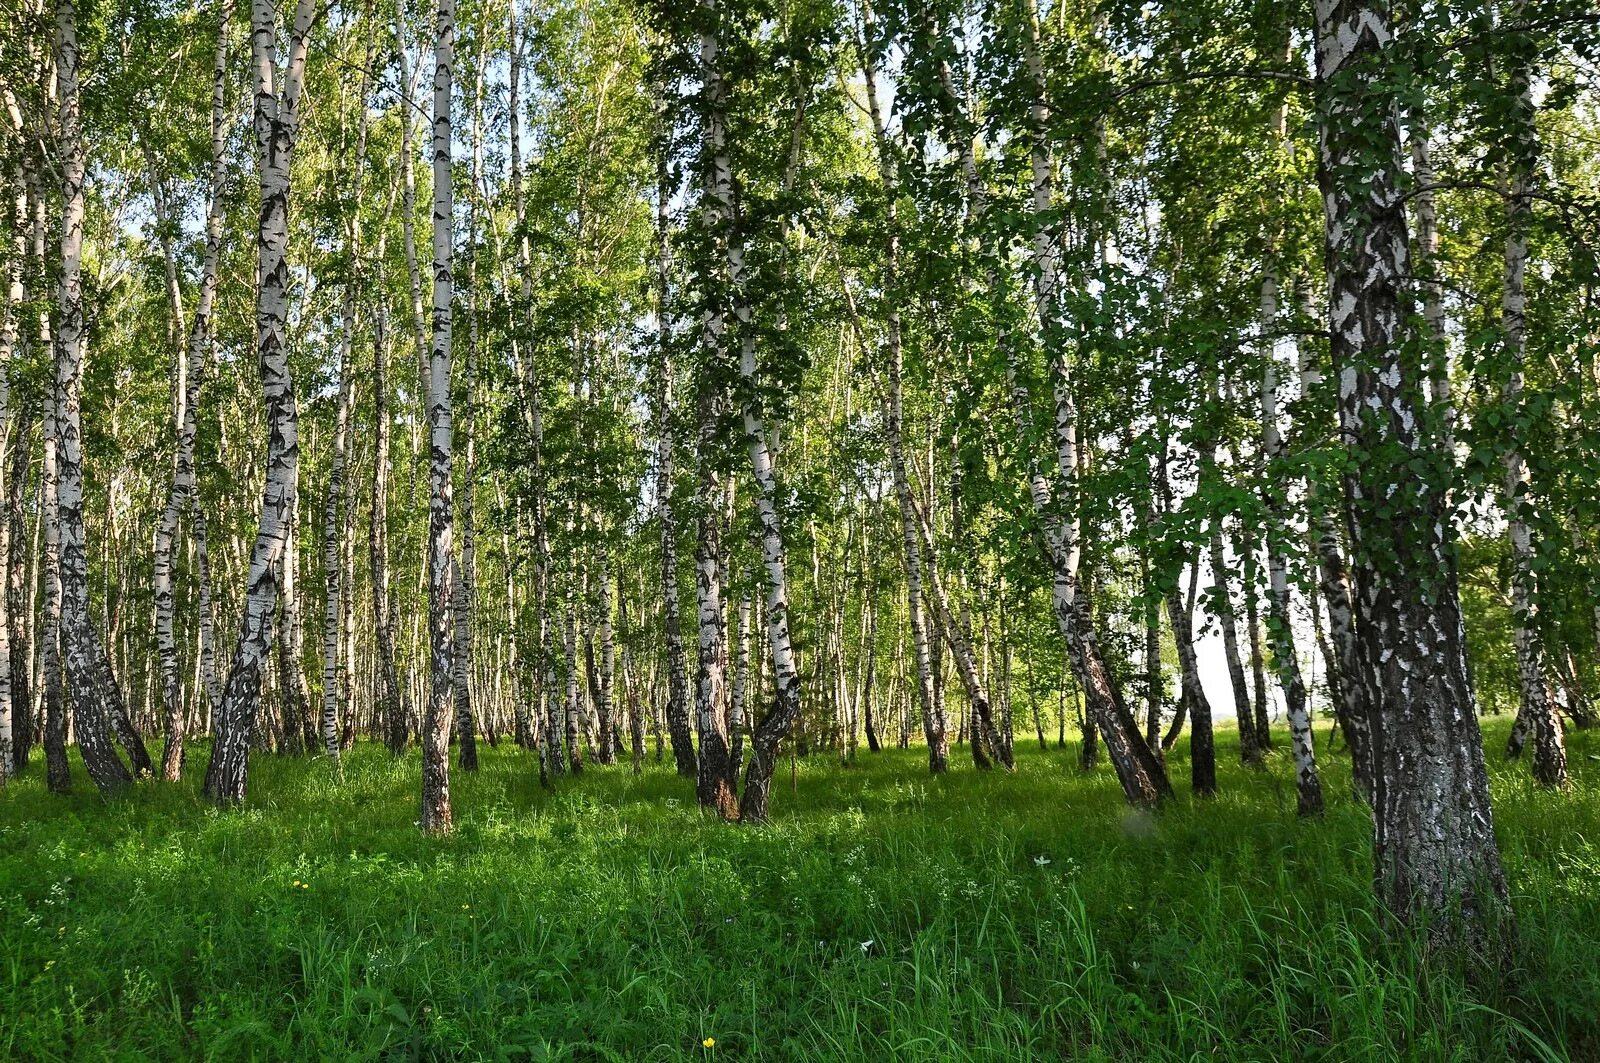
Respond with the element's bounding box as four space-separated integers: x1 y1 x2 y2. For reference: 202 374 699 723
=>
1 720 1597 1061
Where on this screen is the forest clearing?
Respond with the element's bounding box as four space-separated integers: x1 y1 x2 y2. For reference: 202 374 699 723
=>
3 0 1600 1056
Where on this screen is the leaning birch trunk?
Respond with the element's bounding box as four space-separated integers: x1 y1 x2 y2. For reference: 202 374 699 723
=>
909 500 1009 769
857 0 945 773
1011 1 1168 805
419 0 457 834
1163 571 1215 784
1498 23 1566 788
1314 0 1508 947
155 1 228 781
203 0 315 803
53 0 149 790
1260 268 1324 815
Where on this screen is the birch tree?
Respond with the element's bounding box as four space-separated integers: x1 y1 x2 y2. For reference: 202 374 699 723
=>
420 0 458 834
1313 0 1508 947
204 0 317 803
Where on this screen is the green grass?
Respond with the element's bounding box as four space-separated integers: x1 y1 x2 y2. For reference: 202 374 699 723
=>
1 720 1597 1061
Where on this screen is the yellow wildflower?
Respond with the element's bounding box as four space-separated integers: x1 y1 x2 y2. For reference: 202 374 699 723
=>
702 1038 715 1049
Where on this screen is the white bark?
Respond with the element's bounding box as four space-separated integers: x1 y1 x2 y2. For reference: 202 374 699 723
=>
155 1 229 781
856 0 945 773
420 0 457 834
1499 20 1565 787
1260 268 1323 814
203 0 316 803
54 0 150 789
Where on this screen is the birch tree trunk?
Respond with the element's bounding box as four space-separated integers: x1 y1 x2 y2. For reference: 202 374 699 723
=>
42 373 67 792
1260 268 1324 815
52 0 150 790
562 590 582 773
695 0 804 823
454 46 486 774
0 170 19 783
856 1 945 773
622 568 645 774
1013 3 1168 805
1498 20 1566 788
1298 290 1375 799
372 250 405 754
1164 570 1215 792
1238 532 1272 750
592 543 614 764
691 5 739 816
1202 517 1242 787
154 1 228 781
277 515 313 753
6 404 29 778
911 502 1009 769
1408 125 1454 441
318 33 372 768
1314 0 1508 947
653 136 696 779
203 0 316 803
419 0 457 834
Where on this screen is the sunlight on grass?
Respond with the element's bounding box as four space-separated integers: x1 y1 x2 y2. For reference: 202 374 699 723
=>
1 721 1595 1060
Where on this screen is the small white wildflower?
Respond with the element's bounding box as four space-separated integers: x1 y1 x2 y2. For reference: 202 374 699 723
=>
1033 855 1051 867
859 940 874 952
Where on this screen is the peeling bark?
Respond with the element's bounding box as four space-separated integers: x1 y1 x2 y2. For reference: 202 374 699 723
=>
1315 0 1508 948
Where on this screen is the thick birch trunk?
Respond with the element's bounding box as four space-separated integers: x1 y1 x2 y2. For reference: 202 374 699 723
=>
1315 0 1508 947
53 0 150 790
204 0 315 803
699 7 804 823
691 8 739 815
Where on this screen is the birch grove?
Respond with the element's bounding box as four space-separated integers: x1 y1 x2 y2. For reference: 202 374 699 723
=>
0 0 1595 955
